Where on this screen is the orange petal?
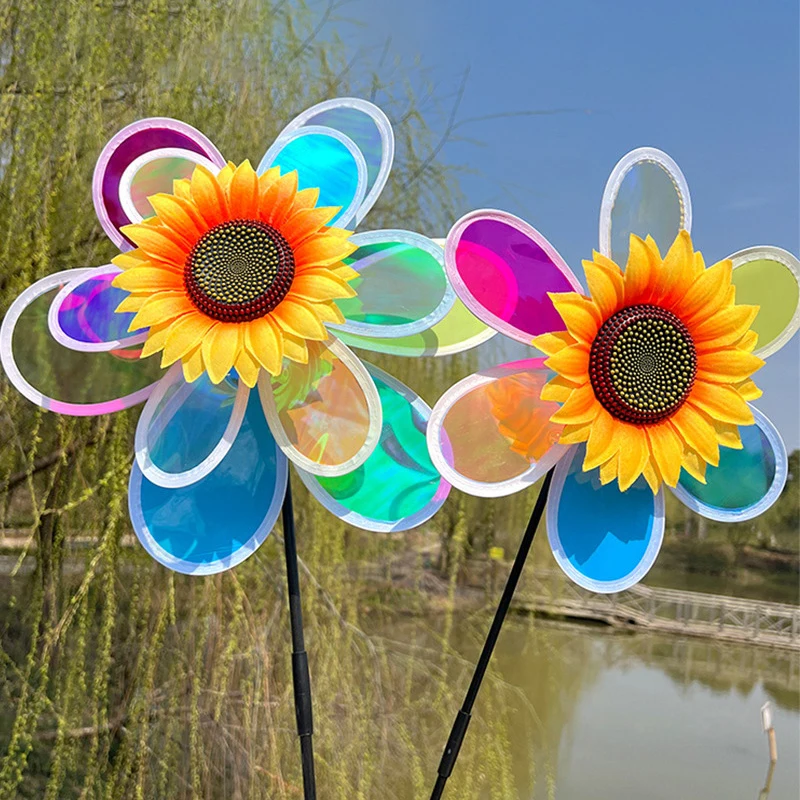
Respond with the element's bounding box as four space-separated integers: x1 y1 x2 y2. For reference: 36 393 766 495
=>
282 206 340 247
245 316 283 376
172 178 193 202
550 383 600 425
215 162 236 193
540 375 581 403
289 187 321 216
691 304 759 349
271 298 327 340
696 349 764 384
190 165 228 227
261 171 298 227
201 322 240 384
258 166 280 194
112 266 182 293
228 160 259 219
148 193 207 242
624 235 656 305
679 259 734 325
550 294 602 344
688 382 755 426
121 224 189 267
658 230 696 310
583 258 623 319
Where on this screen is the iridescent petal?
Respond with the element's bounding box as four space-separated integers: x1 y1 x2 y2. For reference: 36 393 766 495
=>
445 210 582 345
671 406 787 522
258 337 381 476
297 363 449 531
598 147 691 268
93 118 224 250
427 359 568 497
547 444 665 592
135 364 249 488
0 270 161 415
129 391 287 574
257 126 367 228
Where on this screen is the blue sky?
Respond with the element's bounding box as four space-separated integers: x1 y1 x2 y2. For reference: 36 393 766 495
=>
342 0 800 448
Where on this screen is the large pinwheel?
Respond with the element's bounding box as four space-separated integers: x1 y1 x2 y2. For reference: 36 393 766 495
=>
428 148 799 592
0 98 493 574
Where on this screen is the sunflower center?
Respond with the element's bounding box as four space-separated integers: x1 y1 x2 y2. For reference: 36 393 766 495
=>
589 304 696 425
184 219 295 322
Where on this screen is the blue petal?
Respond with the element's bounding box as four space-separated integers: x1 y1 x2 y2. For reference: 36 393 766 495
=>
130 391 287 574
547 445 665 592
672 406 788 522
257 125 368 228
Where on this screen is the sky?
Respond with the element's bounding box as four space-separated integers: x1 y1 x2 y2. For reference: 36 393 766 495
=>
340 0 800 448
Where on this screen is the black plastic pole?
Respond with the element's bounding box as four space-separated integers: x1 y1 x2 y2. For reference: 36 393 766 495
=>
429 469 554 800
281 477 316 800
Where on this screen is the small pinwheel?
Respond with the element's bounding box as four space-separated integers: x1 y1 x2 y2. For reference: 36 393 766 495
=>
428 148 799 592
0 99 491 574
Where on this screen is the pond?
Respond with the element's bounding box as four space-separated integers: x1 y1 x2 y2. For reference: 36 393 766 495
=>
373 615 800 800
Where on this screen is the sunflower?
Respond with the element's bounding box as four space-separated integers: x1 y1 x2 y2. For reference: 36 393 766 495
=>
111 159 359 387
533 230 764 493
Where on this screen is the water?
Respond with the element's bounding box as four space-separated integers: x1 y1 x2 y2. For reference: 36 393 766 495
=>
377 616 800 800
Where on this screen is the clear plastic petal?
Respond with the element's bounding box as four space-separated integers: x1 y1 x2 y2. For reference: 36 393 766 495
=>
48 265 147 352
671 406 788 522
297 363 449 532
729 246 800 359
268 98 393 225
258 337 381 477
257 126 368 229
135 364 250 489
0 270 161 415
93 118 224 250
331 230 454 338
547 444 666 593
427 359 568 497
336 295 496 357
445 210 582 345
129 391 287 574
599 147 692 267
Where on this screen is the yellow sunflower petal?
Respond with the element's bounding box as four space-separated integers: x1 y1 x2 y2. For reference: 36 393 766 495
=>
645 422 683 487
140 322 172 359
672 404 720 467
290 271 356 302
582 408 618 471
261 170 298 227
215 161 236 193
172 178 193 202
282 333 309 364
532 330 576 356
559 422 592 445
688 382 755 426
115 294 146 314
545 343 590 384
148 193 206 242
692 304 759 349
658 229 695 308
715 421 743 450
271 298 327 340
679 258 733 324
738 330 759 353
112 266 182 293
161 313 216 367
228 160 260 219
641 460 661 494
540 375 579 403
550 383 600 425
624 234 656 304
617 425 649 492
182 344 205 383
599 453 619 486
583 258 623 319
129 292 194 331
258 166 280 193
245 316 283 376
312 301 346 325
734 378 762 401
111 249 151 271
289 187 321 216
294 234 358 269
696 349 764 384
550 294 602 344
681 449 707 484
201 323 240 384
234 347 260 388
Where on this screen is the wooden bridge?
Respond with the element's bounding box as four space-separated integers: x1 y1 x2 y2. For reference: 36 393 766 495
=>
514 570 800 651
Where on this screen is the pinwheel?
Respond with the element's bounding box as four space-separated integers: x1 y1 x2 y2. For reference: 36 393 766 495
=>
428 147 799 593
0 98 495 573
